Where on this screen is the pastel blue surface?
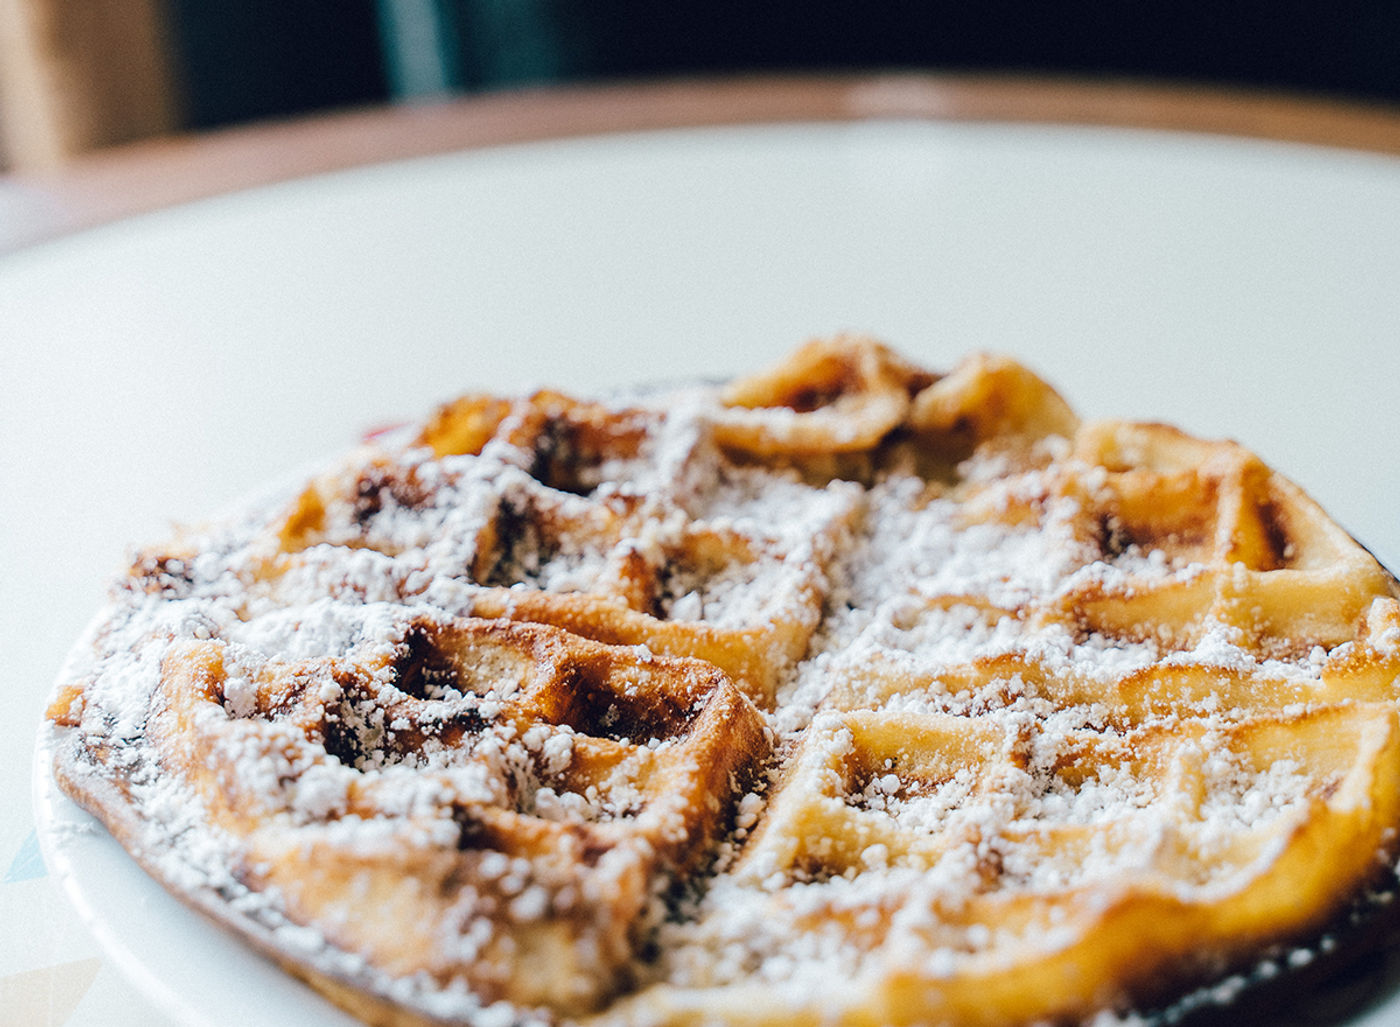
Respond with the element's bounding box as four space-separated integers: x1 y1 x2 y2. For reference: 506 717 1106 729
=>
5 828 47 883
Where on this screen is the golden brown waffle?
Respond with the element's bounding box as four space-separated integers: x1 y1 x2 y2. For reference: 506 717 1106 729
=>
46 337 1400 1026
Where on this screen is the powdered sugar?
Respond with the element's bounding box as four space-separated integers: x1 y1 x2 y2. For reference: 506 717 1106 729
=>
45 362 1400 1027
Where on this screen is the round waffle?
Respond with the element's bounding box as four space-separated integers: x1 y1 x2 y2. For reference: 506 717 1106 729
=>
46 337 1400 1025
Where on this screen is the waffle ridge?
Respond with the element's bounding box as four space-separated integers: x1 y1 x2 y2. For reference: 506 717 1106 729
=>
46 336 1400 1026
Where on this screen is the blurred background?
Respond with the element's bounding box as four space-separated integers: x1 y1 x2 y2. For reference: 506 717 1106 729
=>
3 0 1400 171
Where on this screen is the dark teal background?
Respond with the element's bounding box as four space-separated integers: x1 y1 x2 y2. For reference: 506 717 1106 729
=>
165 1 1400 131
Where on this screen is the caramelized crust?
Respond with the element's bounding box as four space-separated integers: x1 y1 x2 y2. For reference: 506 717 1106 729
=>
48 337 1400 1026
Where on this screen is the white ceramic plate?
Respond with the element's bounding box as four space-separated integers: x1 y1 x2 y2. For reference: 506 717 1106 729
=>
16 118 1400 1026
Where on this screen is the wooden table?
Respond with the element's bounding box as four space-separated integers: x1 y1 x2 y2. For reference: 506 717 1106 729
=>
6 74 1400 1027
5 73 1400 255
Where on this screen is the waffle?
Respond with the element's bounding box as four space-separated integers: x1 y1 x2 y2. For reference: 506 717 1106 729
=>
45 337 1400 1026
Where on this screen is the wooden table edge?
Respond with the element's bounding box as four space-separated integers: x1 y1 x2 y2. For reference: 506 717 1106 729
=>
6 71 1400 254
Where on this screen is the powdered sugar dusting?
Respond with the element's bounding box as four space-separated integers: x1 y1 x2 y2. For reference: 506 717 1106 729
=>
45 354 1400 1026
